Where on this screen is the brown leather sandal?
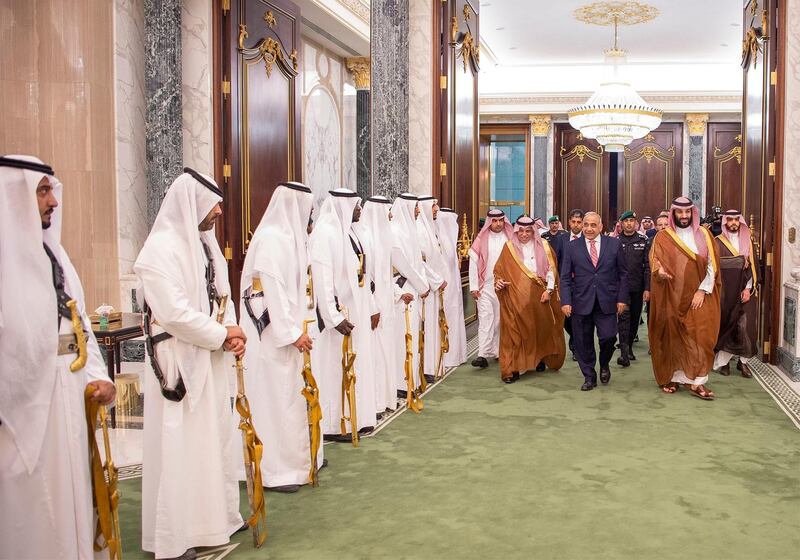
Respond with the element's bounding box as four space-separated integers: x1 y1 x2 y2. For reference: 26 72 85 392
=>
688 384 715 400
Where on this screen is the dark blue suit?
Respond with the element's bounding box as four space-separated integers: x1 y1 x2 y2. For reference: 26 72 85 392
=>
560 235 630 384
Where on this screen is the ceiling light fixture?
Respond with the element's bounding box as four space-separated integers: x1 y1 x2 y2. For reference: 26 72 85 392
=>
568 2 662 152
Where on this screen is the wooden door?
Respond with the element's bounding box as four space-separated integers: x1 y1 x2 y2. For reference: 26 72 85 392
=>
436 0 479 234
706 122 742 212
554 124 611 224
742 0 779 361
617 124 683 221
217 0 302 297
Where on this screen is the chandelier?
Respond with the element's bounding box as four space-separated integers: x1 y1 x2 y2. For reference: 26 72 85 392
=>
568 2 662 152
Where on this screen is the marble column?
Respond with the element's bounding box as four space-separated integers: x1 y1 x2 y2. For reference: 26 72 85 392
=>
346 58 371 199
529 115 551 220
371 0 408 199
686 113 709 209
145 0 183 226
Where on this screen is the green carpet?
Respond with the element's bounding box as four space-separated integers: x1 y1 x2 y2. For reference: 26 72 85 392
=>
119 337 800 559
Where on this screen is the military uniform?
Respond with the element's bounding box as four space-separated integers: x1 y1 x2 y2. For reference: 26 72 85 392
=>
617 230 650 364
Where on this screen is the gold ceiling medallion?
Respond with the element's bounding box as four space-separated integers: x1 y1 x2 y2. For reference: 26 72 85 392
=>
238 24 299 79
263 10 277 28
573 1 659 26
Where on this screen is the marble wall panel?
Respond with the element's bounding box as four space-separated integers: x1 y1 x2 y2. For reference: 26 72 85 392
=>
371 0 409 199
144 0 183 226
532 137 548 220
688 135 705 207
181 0 214 172
408 0 432 196
115 0 148 310
343 79 359 192
304 88 342 209
780 0 800 360
0 0 120 309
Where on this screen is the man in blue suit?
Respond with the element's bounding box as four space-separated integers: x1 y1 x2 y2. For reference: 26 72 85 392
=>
560 212 629 391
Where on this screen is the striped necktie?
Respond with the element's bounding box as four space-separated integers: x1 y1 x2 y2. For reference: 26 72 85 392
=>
589 240 599 267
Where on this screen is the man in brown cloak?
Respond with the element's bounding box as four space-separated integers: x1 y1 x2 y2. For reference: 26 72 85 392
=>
713 210 759 378
649 197 721 399
494 216 566 383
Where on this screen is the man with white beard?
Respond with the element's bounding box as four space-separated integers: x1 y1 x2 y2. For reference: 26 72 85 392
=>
135 169 245 560
390 194 431 394
416 196 447 382
0 156 116 560
469 209 514 368
436 207 467 368
311 189 379 441
239 182 324 493
355 196 399 414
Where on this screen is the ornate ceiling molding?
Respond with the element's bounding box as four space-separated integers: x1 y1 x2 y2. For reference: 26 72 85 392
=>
337 0 369 24
480 93 742 106
574 1 660 26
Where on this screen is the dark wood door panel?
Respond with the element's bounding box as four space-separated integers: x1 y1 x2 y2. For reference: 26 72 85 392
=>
554 124 610 223
706 122 742 211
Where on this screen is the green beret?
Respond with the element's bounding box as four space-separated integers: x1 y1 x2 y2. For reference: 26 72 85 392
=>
619 210 636 221
548 215 560 223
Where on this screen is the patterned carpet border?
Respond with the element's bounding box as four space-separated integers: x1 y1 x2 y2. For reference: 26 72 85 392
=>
750 359 800 429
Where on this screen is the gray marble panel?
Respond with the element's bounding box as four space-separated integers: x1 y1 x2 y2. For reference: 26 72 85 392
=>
533 137 548 219
145 0 183 226
688 135 704 206
356 89 371 199
777 347 800 381
121 340 146 363
371 0 409 199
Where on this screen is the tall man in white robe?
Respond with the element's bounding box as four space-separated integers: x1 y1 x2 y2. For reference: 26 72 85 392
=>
390 194 431 393
469 209 514 368
355 196 399 413
135 169 245 559
437 208 467 368
311 189 379 440
416 196 447 382
0 156 116 560
240 182 323 493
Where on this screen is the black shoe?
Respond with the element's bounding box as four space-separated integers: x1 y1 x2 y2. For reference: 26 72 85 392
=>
718 364 731 376
634 333 640 341
571 353 577 362
513 372 520 381
424 374 435 384
617 345 631 367
536 361 546 372
235 523 249 533
627 347 637 361
358 426 375 435
162 549 197 560
397 389 407 399
580 381 595 391
471 356 489 368
320 458 329 470
267 484 301 493
323 433 353 443
600 367 611 384
503 376 516 384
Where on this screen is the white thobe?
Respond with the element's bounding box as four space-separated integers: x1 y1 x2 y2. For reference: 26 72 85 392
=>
713 231 753 369
670 227 715 386
241 273 324 487
469 232 507 358
0 258 110 560
312 233 378 434
521 243 556 290
392 246 430 391
138 259 242 558
441 252 467 369
417 223 445 378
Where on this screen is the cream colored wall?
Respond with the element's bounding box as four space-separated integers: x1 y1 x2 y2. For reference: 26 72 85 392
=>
0 0 120 309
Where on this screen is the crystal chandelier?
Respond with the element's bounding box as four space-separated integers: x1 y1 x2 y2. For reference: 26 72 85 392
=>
568 9 662 152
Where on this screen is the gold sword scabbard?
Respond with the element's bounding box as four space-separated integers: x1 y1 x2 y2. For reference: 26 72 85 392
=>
300 319 322 486
418 298 427 392
66 300 88 372
404 303 423 413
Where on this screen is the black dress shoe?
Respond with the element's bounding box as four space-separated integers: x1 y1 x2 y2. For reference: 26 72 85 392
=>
320 458 329 470
718 364 731 376
738 361 753 378
268 484 301 494
323 433 353 443
617 345 631 367
536 362 546 372
358 426 374 435
599 367 611 384
471 356 489 368
627 347 637 361
502 376 516 384
513 372 520 381
161 548 197 560
424 374 435 384
397 389 408 399
580 381 595 391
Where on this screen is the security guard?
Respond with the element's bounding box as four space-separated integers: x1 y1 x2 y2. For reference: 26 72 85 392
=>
616 210 650 367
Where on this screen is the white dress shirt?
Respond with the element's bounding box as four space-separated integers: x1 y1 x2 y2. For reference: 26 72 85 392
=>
584 235 601 259
725 231 753 290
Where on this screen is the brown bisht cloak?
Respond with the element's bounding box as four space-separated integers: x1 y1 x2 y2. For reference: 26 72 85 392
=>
648 228 722 385
493 240 566 378
714 235 758 358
